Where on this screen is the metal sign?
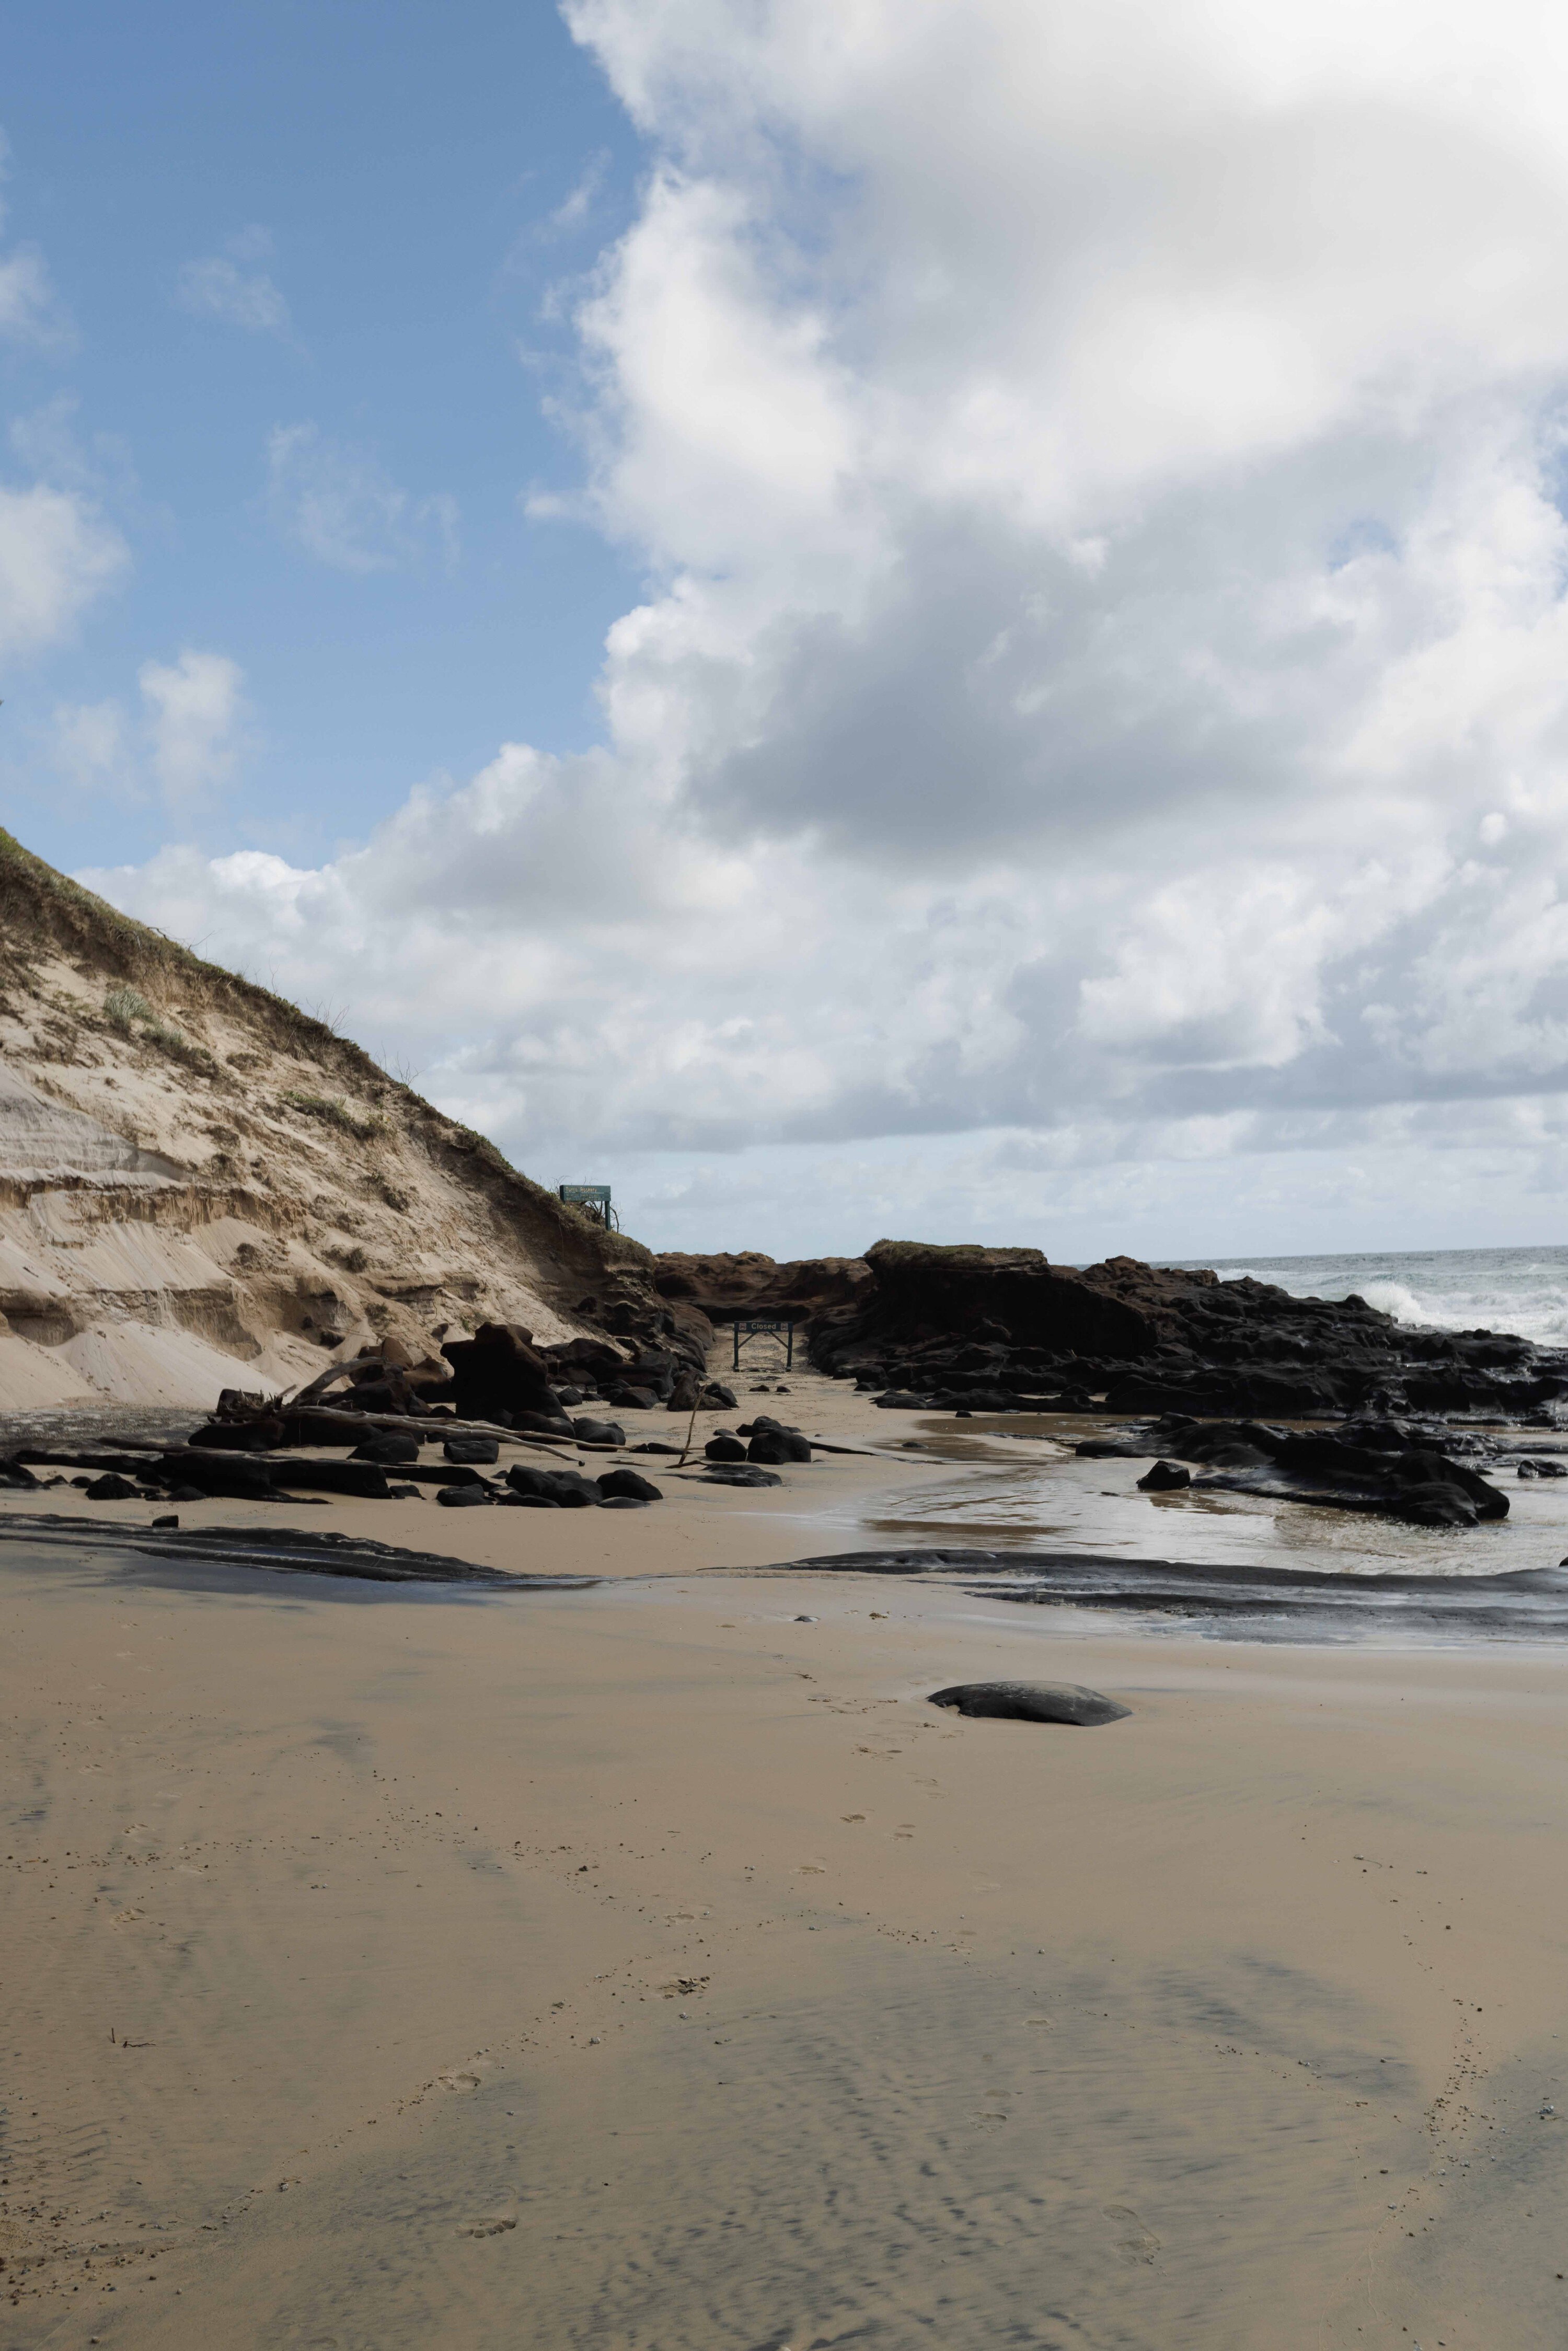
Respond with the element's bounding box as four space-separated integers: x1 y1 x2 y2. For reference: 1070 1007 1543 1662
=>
731 1315 797 1370
558 1184 617 1229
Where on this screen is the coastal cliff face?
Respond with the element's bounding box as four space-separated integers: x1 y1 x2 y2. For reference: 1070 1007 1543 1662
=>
0 832 669 1408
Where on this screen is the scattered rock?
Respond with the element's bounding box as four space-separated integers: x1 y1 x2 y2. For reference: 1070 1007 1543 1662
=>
444 1435 500 1466
929 1681 1132 1726
84 1472 138 1500
1137 1459 1191 1491
437 1485 492 1507
572 1418 626 1447
505 1464 602 1508
701 1463 784 1488
747 1427 812 1465
597 1468 663 1503
705 1433 747 1462
352 1432 421 1466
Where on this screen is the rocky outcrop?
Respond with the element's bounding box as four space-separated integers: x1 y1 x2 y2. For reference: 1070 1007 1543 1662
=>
1083 1413 1511 1528
0 829 682 1408
653 1250 871 1324
810 1238 1568 1421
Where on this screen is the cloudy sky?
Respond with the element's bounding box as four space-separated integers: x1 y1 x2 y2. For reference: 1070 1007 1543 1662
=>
6 0 1568 1262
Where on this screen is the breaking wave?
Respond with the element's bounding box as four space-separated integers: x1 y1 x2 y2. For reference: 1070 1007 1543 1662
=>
1197 1247 1568 1346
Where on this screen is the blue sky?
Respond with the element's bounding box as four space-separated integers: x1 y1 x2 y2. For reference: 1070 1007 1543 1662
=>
2 0 643 868
7 1 1568 1262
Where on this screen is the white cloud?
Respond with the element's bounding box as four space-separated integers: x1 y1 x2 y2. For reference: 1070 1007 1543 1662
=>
137 650 246 806
267 423 459 574
51 697 129 792
0 133 68 346
177 230 289 335
0 481 126 660
81 0 1568 1249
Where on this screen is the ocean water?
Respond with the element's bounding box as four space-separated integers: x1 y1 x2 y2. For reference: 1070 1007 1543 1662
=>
1185 1245 1568 1347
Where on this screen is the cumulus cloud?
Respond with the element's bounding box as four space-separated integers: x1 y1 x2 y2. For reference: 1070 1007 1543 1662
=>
267 423 459 574
80 0 1568 1248
137 650 247 806
176 228 290 334
0 481 126 660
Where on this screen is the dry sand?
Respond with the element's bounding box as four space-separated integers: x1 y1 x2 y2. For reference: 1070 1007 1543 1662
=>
4 1372 1567 2348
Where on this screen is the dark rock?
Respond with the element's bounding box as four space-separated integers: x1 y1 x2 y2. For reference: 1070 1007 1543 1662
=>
190 1418 283 1451
0 1457 40 1490
607 1386 663 1412
500 1493 561 1508
875 1390 930 1410
1137 1459 1191 1491
704 1381 738 1409
441 1322 558 1424
600 1495 650 1508
351 1432 421 1466
444 1435 500 1466
505 1463 602 1508
747 1428 812 1464
653 1250 872 1326
929 1680 1131 1726
631 1441 683 1455
701 1463 784 1488
387 1483 422 1499
573 1418 626 1447
511 1409 577 1438
597 1468 663 1502
705 1433 747 1461
269 1459 393 1500
154 1450 276 1501
437 1484 492 1506
85 1472 138 1500
152 1513 179 1529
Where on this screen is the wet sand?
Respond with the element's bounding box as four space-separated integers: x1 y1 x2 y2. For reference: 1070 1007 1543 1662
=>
4 1375 1568 2347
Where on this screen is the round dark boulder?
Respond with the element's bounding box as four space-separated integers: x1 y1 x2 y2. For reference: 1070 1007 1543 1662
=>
1137 1459 1191 1491
597 1468 663 1503
705 1433 747 1462
84 1472 139 1501
437 1484 492 1507
573 1418 626 1447
928 1681 1131 1726
747 1428 812 1465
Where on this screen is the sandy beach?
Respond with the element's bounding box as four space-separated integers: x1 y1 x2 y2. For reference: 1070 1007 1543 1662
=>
4 1376 1568 2348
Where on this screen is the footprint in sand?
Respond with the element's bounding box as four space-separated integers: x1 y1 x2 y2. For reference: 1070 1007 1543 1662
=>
1103 2203 1160 2264
109 1908 144 1928
440 2068 485 2093
456 2210 517 2239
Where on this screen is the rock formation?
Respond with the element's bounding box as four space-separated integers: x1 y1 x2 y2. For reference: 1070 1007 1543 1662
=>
809 1239 1568 1420
0 830 676 1408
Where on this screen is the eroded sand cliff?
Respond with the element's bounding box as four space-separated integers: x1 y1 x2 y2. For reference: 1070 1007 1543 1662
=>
0 831 660 1407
